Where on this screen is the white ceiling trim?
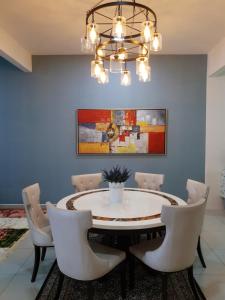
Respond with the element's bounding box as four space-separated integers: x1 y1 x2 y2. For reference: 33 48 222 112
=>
0 27 32 72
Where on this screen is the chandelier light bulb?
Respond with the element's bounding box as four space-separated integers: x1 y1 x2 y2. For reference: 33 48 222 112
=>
81 37 94 53
121 70 131 86
91 59 103 78
142 21 154 43
136 56 149 75
150 32 162 52
110 54 125 73
97 47 105 57
112 16 126 41
139 65 151 82
87 23 99 45
117 47 127 60
98 69 109 84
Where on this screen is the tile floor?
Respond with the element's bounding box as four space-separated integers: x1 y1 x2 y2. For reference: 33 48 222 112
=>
0 210 225 299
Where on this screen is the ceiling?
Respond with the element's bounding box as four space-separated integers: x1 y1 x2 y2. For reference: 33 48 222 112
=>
0 0 225 55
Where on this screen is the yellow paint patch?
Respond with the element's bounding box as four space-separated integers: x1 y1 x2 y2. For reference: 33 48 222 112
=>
95 123 109 131
115 144 137 153
79 143 109 153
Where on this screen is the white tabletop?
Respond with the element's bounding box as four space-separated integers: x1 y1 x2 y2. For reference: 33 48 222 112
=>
57 188 186 230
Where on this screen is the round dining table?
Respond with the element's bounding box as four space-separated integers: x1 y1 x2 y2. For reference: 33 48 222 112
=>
57 188 186 233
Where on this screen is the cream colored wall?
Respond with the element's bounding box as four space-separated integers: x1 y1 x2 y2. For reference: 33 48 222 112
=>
206 37 225 209
205 76 225 209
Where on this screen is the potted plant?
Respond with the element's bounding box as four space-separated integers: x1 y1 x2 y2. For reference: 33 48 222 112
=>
102 166 131 203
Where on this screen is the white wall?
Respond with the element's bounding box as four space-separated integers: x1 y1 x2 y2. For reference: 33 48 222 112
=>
206 76 225 209
206 37 225 209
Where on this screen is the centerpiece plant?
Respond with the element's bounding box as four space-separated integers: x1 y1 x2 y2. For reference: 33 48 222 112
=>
102 166 131 203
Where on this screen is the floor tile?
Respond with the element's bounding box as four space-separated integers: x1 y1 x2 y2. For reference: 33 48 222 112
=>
0 273 15 295
195 274 225 300
0 248 33 275
0 273 37 300
16 232 33 249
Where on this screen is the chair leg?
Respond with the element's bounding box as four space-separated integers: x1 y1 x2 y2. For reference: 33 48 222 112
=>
162 273 168 300
41 247 47 261
31 245 41 282
197 236 206 268
87 281 94 300
187 266 200 300
129 254 135 290
54 270 64 300
120 262 127 299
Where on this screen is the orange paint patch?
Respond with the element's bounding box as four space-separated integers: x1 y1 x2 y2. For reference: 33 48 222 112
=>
140 125 166 133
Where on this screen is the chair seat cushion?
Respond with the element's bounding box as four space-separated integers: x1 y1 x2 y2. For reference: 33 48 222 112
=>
90 241 126 270
129 237 163 263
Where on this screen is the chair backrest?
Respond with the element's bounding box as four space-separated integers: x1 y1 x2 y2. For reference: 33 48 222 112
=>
145 198 206 272
71 173 102 192
22 183 51 245
135 172 164 191
47 202 109 281
186 179 209 204
22 183 46 230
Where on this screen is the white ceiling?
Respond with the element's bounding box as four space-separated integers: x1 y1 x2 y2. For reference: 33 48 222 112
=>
0 0 225 55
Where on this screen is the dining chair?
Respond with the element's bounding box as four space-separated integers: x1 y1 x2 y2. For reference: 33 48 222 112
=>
186 179 210 268
22 183 54 282
134 172 164 191
71 173 102 192
129 198 207 300
135 172 165 240
47 202 126 300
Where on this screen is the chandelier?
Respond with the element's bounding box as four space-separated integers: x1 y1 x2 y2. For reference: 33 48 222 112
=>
81 0 162 86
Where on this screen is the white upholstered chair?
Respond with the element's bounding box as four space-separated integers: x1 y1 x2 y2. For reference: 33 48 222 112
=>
134 172 164 191
22 183 54 282
135 172 165 240
186 179 210 268
47 202 126 300
129 198 207 300
71 173 102 192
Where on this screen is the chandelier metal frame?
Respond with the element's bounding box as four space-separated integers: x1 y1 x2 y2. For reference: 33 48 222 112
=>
86 1 158 40
82 0 162 85
96 39 148 61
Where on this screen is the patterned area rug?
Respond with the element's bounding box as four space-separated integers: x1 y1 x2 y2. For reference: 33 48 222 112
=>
0 209 29 260
36 260 204 300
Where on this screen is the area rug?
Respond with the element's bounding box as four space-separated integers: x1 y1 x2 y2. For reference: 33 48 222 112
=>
0 228 28 247
36 260 204 300
0 208 29 260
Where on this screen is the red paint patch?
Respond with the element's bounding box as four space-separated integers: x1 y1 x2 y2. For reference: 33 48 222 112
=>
119 135 125 142
148 132 165 154
125 110 136 125
78 110 111 123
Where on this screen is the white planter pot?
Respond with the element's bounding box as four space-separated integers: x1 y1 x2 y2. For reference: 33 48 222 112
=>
109 182 124 203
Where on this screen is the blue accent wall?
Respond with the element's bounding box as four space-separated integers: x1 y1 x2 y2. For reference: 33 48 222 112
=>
0 55 207 204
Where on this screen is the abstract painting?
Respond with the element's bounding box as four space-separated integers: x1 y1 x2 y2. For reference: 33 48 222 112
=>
77 109 167 155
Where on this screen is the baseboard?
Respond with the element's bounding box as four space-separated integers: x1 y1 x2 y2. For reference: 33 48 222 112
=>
0 203 46 208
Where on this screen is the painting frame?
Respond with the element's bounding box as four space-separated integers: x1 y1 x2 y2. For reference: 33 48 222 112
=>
76 108 167 156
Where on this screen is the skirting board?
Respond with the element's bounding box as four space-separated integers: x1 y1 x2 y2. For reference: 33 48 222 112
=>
0 204 46 209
